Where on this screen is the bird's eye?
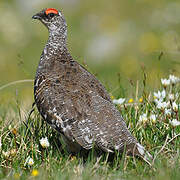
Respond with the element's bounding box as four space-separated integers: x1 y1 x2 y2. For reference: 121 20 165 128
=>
48 13 55 18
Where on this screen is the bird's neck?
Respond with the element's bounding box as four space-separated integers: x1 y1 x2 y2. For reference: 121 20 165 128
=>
39 29 72 71
46 29 68 52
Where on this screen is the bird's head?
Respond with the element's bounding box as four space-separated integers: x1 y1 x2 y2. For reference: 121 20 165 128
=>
32 8 67 34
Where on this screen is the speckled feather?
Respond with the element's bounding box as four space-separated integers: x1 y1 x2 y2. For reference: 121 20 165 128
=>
33 8 152 163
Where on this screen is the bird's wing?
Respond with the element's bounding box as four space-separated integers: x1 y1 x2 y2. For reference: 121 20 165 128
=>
69 92 136 152
34 60 136 152
76 61 112 103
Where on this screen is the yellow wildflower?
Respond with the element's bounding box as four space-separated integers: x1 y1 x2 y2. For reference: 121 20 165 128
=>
110 95 115 100
139 98 143 103
31 169 39 177
128 98 134 103
12 128 18 135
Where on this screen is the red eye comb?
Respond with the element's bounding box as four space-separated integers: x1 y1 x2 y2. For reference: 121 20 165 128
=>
45 8 59 15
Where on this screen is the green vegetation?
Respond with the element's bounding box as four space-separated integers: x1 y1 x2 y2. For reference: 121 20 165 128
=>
0 74 179 180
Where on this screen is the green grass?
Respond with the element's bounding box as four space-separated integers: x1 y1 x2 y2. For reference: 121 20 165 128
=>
0 75 180 180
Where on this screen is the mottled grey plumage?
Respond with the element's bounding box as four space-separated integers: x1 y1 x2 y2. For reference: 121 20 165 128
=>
32 8 152 164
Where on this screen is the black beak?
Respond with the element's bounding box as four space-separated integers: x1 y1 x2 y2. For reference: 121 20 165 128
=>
32 12 43 20
32 15 40 19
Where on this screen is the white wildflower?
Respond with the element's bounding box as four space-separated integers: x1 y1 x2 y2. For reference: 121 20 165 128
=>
40 137 50 148
25 156 34 166
157 101 170 110
2 151 10 158
150 114 156 123
161 78 170 87
169 119 180 127
28 158 34 166
0 139 2 149
154 90 166 102
172 102 178 112
154 98 160 105
139 113 148 124
161 90 166 99
165 108 171 117
168 94 175 101
113 98 125 105
169 75 179 84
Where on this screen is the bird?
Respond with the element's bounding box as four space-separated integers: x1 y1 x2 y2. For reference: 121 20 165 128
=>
32 8 152 164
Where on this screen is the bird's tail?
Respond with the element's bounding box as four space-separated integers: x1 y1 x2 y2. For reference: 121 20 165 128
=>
134 143 153 166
